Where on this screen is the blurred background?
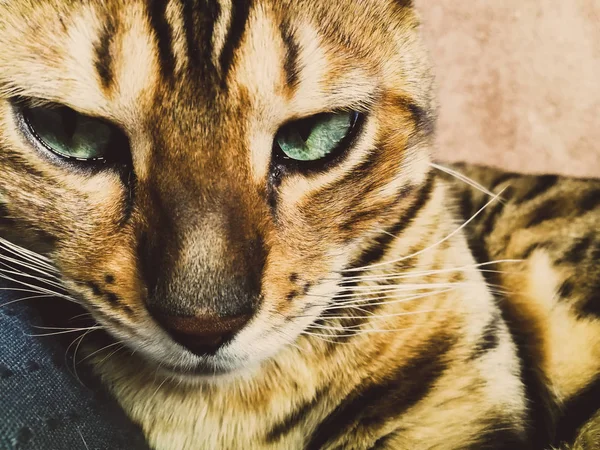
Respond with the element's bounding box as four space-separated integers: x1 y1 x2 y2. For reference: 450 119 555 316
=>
415 0 600 178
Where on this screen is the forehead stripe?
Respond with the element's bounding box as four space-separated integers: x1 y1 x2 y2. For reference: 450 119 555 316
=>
148 0 176 81
218 0 253 87
280 19 300 90
181 0 220 76
94 13 118 91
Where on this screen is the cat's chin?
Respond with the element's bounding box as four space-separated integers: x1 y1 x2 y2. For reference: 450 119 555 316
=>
151 357 262 386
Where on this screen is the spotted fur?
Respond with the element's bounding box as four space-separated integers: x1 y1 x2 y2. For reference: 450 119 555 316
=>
0 1 598 449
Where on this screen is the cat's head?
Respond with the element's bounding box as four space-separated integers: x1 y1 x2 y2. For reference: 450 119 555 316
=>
0 0 435 378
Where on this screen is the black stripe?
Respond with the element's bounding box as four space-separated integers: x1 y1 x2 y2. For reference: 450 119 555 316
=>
524 198 562 229
349 173 435 271
457 186 473 219
577 188 600 211
557 279 574 299
554 375 600 447
368 432 399 450
520 241 551 260
516 175 558 204
94 16 117 90
469 314 501 360
0 154 48 180
219 0 252 86
489 172 519 192
580 288 600 318
181 0 220 77
558 234 593 264
397 96 435 137
331 150 385 217
580 277 600 317
119 169 137 227
148 0 176 81
465 424 528 450
341 185 412 234
319 250 419 350
265 388 328 443
280 19 300 89
466 234 557 449
306 332 454 450
106 292 120 306
480 200 507 236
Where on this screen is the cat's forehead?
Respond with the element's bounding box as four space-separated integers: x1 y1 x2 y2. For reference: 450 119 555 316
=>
0 0 421 162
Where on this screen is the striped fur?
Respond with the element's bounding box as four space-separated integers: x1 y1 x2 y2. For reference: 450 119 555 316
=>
0 1 598 449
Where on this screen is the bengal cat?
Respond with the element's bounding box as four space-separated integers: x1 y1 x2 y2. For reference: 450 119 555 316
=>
0 0 599 449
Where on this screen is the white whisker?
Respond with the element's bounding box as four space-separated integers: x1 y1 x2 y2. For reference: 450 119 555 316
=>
0 254 61 280
80 340 124 364
323 288 456 311
309 308 445 324
26 326 102 337
336 259 523 284
0 293 57 308
0 271 79 305
76 427 90 450
0 266 66 290
0 237 56 270
430 162 499 199
342 188 507 273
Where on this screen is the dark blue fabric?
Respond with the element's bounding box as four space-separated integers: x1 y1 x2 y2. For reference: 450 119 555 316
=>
0 287 150 450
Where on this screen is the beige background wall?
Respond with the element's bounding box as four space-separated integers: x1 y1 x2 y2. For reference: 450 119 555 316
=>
415 0 600 178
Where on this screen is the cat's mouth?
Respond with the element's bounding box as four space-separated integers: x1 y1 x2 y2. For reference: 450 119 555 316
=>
156 358 238 378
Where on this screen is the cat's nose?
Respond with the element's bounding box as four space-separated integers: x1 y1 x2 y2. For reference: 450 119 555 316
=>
156 313 252 356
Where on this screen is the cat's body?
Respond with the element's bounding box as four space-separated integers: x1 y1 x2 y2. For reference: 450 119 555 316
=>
0 1 598 449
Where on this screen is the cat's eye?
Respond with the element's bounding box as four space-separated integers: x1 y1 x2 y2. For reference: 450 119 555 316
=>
275 111 360 163
20 104 119 162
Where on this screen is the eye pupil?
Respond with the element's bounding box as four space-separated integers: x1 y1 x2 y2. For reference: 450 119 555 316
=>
296 118 315 142
62 108 78 141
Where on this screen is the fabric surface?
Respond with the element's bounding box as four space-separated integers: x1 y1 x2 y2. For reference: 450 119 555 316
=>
416 0 600 178
0 288 149 450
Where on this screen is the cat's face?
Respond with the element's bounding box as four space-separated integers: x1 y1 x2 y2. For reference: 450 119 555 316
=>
0 0 434 377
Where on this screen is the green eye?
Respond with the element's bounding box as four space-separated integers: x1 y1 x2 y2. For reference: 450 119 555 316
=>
275 111 358 162
22 105 115 161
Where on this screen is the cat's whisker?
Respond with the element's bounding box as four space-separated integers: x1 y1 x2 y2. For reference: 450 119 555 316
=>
79 340 125 364
26 326 103 337
97 344 127 365
66 328 98 386
149 376 169 404
0 293 57 308
302 326 419 338
72 328 97 384
0 237 56 271
310 308 447 323
0 254 62 280
76 427 90 450
0 271 80 305
0 266 67 290
306 282 470 302
299 331 356 345
301 285 456 311
69 312 93 321
430 162 500 200
334 259 523 284
342 188 508 273
272 327 307 354
311 287 455 310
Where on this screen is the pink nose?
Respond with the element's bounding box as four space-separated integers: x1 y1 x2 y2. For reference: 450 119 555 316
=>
158 314 251 355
